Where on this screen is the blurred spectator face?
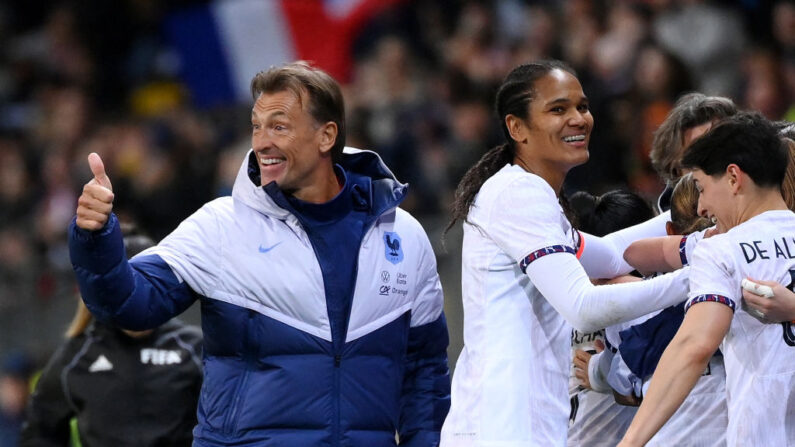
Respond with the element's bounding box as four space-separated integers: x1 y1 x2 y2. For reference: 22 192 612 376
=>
36 152 77 244
456 2 492 45
451 101 490 143
0 227 31 272
216 140 251 195
0 142 27 205
0 352 32 418
774 1 795 49
521 6 557 59
167 109 213 151
376 37 408 80
0 375 27 418
521 69 593 171
251 90 334 198
635 46 671 98
562 6 599 68
744 49 787 119
51 88 87 145
34 86 89 149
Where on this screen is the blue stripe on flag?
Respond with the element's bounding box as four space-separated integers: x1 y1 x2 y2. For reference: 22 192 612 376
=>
165 5 237 107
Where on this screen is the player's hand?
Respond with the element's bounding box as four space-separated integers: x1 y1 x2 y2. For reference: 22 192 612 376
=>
573 339 604 390
742 277 795 323
75 152 114 231
612 389 641 406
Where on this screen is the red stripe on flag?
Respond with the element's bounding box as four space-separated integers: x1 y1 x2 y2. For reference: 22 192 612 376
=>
279 0 404 82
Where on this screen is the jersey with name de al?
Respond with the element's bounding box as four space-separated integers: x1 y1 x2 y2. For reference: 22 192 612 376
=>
687 209 795 446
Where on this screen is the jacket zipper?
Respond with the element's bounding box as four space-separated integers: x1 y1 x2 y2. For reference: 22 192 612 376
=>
331 223 372 447
296 214 379 447
332 353 341 446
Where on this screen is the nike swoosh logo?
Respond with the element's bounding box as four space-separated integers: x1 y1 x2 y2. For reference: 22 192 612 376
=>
258 242 282 253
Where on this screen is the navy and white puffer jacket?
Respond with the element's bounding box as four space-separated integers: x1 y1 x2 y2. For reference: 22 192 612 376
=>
69 148 451 446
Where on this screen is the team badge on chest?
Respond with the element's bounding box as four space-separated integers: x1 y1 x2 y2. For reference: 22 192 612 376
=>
383 232 403 265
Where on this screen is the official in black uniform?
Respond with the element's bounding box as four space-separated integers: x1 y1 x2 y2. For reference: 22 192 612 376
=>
20 229 203 447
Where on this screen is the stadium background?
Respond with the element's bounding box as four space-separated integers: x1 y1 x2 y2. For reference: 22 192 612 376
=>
0 0 792 385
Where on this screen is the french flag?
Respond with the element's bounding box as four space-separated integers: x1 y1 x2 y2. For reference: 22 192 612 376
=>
166 0 404 107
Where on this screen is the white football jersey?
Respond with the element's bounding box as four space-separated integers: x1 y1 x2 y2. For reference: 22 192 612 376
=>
687 210 795 446
442 165 576 446
568 329 638 447
641 355 727 447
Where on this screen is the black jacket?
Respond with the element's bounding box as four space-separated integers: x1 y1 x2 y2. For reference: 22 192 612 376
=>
20 319 202 447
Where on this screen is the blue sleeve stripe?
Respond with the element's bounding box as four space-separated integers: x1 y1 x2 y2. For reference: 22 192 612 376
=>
679 236 688 266
685 294 736 313
519 245 576 273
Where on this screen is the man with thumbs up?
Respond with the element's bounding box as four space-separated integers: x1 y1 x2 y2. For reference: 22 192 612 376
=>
68 62 450 447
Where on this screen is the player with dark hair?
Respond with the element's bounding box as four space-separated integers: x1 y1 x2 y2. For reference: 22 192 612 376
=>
620 112 795 446
567 189 655 446
440 60 690 446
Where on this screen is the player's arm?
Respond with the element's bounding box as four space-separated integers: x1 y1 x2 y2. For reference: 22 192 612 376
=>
69 153 198 330
577 211 671 278
526 254 688 332
742 277 795 323
623 235 688 274
618 301 731 447
488 182 687 332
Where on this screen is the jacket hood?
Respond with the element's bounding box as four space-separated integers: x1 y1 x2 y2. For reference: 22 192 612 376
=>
231 147 408 220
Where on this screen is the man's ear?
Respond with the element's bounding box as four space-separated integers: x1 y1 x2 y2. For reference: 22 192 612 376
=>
726 163 742 194
505 114 528 144
317 122 338 154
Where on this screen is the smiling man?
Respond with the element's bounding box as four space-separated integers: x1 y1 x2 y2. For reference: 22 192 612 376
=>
619 112 795 447
68 62 450 447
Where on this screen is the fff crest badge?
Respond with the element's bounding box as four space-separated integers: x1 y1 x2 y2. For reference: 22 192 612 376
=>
383 232 403 265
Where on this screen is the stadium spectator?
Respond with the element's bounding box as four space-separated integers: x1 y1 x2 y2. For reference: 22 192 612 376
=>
0 351 33 446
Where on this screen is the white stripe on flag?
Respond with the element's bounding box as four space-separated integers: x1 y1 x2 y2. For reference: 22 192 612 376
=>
323 0 365 19
212 0 296 103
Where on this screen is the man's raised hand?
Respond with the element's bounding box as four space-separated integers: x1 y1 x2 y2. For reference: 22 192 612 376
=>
75 152 114 231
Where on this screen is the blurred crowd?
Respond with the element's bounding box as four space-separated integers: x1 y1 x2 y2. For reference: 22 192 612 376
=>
0 0 793 440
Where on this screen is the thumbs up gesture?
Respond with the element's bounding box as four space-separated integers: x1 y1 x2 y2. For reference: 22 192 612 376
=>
76 153 115 231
